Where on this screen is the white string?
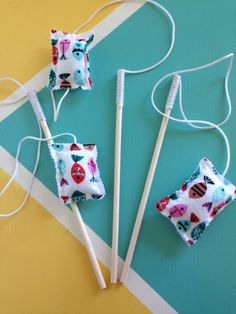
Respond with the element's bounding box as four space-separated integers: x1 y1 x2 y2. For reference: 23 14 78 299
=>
51 90 57 120
0 125 42 217
0 77 77 217
7 132 77 144
0 131 77 218
0 77 42 217
151 53 234 176
0 77 28 105
19 132 77 144
73 0 175 75
52 89 70 122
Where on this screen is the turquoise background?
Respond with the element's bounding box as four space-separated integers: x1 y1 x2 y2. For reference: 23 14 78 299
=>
1 1 236 313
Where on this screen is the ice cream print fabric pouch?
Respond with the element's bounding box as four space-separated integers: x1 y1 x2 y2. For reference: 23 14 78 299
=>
49 142 105 205
156 158 236 246
48 29 94 91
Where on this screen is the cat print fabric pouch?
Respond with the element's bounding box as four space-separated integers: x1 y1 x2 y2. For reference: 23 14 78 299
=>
155 158 236 246
48 29 94 91
49 142 105 205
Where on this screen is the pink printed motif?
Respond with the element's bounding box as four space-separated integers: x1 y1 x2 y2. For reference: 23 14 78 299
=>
59 39 70 60
88 158 97 182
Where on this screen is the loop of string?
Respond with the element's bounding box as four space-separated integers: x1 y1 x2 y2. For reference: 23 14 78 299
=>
0 125 43 218
51 89 70 122
151 53 234 176
23 132 77 144
0 77 42 217
0 77 28 105
73 0 175 75
52 0 175 121
0 129 77 217
0 77 77 217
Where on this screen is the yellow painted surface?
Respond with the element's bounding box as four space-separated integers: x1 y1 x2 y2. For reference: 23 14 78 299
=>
0 1 150 313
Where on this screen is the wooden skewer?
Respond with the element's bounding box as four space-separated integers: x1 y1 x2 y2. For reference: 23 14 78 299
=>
110 70 125 283
71 202 106 289
120 75 181 284
28 89 106 289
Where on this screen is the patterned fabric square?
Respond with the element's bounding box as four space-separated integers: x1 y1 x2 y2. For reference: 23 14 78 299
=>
155 158 236 246
49 142 105 205
48 29 94 90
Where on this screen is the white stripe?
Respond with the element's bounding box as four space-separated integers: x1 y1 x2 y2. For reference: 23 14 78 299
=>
0 1 144 123
0 146 177 314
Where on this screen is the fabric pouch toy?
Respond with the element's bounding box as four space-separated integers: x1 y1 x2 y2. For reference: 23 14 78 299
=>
48 30 94 91
48 30 94 121
49 141 105 205
156 158 236 245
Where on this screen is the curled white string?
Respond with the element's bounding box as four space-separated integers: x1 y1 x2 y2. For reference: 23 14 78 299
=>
51 89 70 122
0 125 43 217
0 77 42 217
0 77 77 217
0 77 28 105
151 53 234 176
73 0 175 75
0 130 77 218
52 0 175 121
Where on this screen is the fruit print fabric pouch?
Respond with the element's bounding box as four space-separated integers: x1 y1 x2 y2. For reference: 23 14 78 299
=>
49 141 105 205
48 29 94 91
156 158 236 246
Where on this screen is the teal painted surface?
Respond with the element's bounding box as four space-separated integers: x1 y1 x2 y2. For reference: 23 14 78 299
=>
1 1 236 313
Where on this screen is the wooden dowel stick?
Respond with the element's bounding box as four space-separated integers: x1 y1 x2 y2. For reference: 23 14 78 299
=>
40 120 53 145
111 70 125 283
120 75 180 284
111 104 123 283
71 202 106 289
